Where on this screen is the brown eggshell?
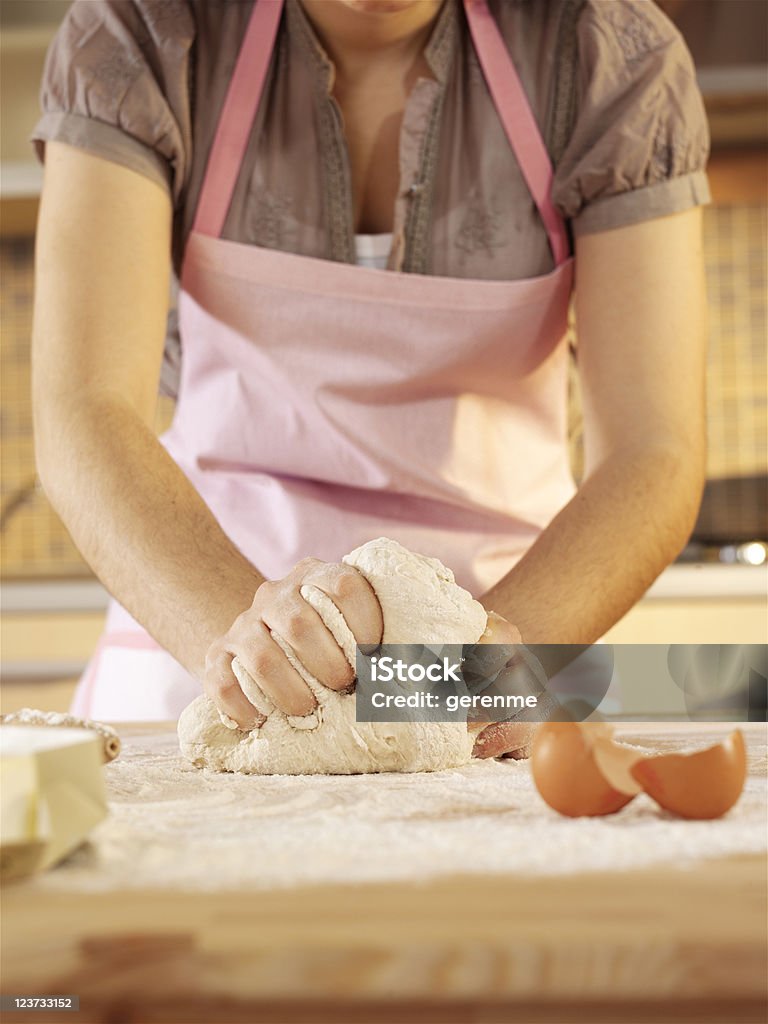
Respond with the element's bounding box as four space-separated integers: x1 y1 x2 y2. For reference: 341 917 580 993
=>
531 723 636 817
591 736 645 796
630 730 747 820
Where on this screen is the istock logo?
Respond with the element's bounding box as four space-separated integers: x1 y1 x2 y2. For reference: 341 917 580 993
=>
369 656 462 684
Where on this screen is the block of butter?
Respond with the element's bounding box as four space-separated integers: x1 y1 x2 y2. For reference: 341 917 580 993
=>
0 725 108 880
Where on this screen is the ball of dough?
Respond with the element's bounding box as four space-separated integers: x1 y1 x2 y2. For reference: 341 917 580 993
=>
177 538 487 774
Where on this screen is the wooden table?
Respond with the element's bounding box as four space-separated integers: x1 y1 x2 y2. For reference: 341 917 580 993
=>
1 724 766 1024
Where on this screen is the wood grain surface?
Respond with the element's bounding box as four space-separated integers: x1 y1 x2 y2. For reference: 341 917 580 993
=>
1 724 766 1024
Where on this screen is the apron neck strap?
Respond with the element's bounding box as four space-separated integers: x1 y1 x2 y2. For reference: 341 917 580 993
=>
463 0 569 266
194 0 569 267
192 0 284 237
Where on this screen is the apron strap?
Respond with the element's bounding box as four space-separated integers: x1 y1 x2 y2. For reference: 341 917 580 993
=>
194 0 569 266
464 0 570 266
193 0 284 237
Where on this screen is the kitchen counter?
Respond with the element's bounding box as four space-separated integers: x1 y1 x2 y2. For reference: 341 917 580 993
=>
2 564 765 615
1 722 766 1024
646 563 767 600
603 564 767 644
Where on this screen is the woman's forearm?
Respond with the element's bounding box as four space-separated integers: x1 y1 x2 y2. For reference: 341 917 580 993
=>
491 211 708 644
480 443 704 643
32 147 263 680
35 393 265 678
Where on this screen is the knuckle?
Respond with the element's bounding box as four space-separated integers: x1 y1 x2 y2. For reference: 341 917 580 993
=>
204 664 235 699
216 677 241 699
330 567 360 599
295 556 319 575
249 649 280 680
230 607 260 637
285 609 308 638
253 581 276 609
204 644 230 676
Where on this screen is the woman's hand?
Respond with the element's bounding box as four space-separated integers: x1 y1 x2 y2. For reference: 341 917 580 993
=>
203 558 384 729
470 612 537 760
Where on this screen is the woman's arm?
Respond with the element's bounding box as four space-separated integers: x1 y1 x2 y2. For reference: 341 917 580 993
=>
480 207 707 643
33 144 269 723
33 144 381 725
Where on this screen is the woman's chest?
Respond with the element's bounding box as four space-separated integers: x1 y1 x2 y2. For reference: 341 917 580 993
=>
189 9 557 281
333 62 433 235
340 96 402 235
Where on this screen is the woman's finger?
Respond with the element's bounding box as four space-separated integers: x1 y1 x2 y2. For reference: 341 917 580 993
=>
472 721 537 760
204 646 265 730
305 562 384 645
478 611 522 646
234 620 317 718
262 596 354 692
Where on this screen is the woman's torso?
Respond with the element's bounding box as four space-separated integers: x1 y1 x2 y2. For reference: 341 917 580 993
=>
156 0 585 392
175 0 576 270
55 0 710 718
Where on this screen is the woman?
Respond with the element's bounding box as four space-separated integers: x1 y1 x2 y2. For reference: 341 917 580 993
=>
31 0 709 755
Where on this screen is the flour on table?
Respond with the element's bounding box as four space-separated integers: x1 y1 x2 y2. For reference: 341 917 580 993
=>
177 538 487 774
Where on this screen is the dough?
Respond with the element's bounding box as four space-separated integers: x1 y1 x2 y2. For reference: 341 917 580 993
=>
177 538 487 774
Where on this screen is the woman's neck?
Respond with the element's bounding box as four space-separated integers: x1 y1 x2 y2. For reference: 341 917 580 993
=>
299 0 444 86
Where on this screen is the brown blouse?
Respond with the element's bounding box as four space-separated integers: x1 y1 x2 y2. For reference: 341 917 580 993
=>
32 0 710 386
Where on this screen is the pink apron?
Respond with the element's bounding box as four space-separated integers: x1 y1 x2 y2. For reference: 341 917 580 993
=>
72 0 575 721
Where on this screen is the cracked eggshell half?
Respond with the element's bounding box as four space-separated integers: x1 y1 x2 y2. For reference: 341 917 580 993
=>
630 729 747 820
531 722 643 817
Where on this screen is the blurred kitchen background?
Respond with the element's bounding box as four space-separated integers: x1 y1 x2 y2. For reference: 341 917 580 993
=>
1 0 767 713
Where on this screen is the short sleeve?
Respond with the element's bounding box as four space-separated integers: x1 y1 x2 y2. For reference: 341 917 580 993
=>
30 0 195 205
552 0 711 235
